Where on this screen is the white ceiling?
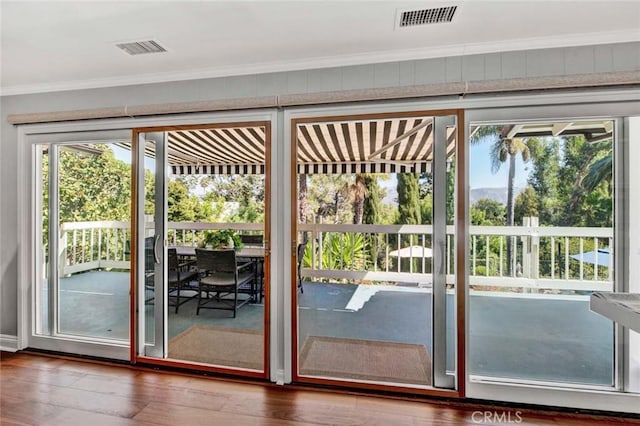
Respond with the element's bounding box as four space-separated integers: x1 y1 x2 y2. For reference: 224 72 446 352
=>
1 1 639 96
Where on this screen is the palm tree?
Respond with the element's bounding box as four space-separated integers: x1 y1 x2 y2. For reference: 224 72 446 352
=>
351 174 366 224
582 150 612 193
576 137 613 225
491 134 531 230
472 126 531 275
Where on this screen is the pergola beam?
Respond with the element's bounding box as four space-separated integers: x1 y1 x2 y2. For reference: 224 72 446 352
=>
551 122 572 136
506 124 523 139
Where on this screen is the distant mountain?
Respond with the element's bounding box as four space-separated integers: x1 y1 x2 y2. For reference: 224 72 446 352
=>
381 184 523 206
470 187 524 206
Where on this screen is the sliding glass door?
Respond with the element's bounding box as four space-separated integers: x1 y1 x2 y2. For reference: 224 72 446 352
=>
135 131 166 358
28 130 133 359
291 109 461 393
467 118 618 387
134 122 271 377
465 103 639 412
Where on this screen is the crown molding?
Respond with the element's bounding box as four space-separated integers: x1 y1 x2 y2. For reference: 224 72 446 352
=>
1 29 638 97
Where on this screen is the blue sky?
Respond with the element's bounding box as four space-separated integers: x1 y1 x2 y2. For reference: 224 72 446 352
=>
469 140 529 190
112 144 156 171
378 141 531 204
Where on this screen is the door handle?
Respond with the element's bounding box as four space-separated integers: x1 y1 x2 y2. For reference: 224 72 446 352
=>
438 240 445 275
154 234 161 264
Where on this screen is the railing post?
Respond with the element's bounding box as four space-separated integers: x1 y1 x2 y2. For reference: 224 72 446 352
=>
522 217 530 281
98 228 102 268
317 218 323 270
59 227 67 277
530 216 539 280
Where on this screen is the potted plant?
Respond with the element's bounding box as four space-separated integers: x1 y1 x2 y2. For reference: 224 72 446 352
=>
201 229 244 250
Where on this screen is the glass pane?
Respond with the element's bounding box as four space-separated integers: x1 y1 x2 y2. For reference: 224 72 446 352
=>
143 141 156 347
56 143 131 341
295 114 447 388
151 125 268 372
468 120 615 386
445 126 456 373
36 145 50 335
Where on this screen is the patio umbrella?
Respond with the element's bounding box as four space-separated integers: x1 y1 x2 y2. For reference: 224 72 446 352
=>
389 246 433 258
569 249 612 267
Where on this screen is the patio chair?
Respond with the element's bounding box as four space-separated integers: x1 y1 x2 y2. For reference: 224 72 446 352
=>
167 248 198 313
195 248 254 318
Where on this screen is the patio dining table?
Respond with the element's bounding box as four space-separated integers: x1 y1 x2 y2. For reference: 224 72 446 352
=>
172 245 266 303
172 245 264 258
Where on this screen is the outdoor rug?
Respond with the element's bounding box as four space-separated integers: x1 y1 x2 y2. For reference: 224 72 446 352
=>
299 336 432 385
169 325 263 370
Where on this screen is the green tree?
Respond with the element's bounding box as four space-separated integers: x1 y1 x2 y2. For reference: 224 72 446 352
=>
396 173 421 225
43 146 133 263
577 137 613 227
167 180 210 222
558 136 613 227
490 135 530 229
446 162 456 225
420 196 433 224
472 198 506 225
57 147 132 222
362 175 382 225
514 186 539 224
362 175 385 268
307 174 352 223
472 126 531 275
378 202 398 224
582 149 612 194
349 174 366 224
396 172 421 272
418 172 433 198
526 138 561 224
200 175 266 223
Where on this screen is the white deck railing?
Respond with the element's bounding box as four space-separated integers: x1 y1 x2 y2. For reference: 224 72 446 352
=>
59 219 613 292
299 217 613 292
59 221 131 275
58 221 263 275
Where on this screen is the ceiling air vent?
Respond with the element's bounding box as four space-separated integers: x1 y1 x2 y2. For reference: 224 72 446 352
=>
116 40 167 55
398 6 457 27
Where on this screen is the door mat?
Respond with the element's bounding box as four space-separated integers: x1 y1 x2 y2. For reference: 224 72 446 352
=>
299 335 431 385
169 325 263 371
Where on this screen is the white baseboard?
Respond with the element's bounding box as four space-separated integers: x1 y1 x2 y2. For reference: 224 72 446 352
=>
0 334 18 352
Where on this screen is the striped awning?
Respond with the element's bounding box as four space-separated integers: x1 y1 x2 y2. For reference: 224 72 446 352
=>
168 127 266 175
127 117 455 175
295 117 455 174
119 118 615 175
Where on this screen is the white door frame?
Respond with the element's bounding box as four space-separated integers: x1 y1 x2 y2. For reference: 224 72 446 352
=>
17 110 279 364
15 89 640 412
18 127 134 360
464 102 640 413
283 101 461 389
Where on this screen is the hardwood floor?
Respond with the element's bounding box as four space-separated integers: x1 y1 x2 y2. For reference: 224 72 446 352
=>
1 351 638 425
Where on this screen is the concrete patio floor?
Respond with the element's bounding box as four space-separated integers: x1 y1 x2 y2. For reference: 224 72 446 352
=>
51 270 613 387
